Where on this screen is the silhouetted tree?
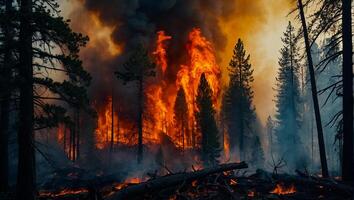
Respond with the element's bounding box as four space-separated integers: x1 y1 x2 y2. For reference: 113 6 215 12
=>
14 0 91 198
174 87 189 149
115 46 156 164
0 0 15 192
297 0 329 177
195 73 221 166
340 0 353 184
222 39 255 161
299 0 352 181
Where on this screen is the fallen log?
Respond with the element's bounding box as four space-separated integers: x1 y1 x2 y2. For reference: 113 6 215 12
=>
108 162 248 200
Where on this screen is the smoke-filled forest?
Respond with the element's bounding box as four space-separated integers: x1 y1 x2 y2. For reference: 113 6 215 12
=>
0 0 353 199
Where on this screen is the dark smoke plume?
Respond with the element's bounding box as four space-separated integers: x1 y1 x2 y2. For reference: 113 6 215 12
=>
69 0 237 117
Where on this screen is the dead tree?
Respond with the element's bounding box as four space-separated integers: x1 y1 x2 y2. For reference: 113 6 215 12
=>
109 162 248 200
17 0 36 199
297 0 329 178
341 0 353 184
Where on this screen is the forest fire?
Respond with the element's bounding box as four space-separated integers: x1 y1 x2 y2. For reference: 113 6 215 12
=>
270 183 296 195
93 28 222 151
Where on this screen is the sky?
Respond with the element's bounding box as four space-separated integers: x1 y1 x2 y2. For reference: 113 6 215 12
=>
59 0 295 125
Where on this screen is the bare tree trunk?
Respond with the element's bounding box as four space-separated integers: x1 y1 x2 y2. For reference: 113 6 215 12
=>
117 105 120 144
17 0 36 199
239 63 244 161
110 162 248 200
137 78 143 164
64 126 67 155
341 0 353 184
110 93 114 153
76 109 80 161
297 0 329 177
0 0 13 192
72 123 76 161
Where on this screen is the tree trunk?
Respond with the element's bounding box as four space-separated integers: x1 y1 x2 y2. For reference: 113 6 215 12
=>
297 0 329 177
76 109 80 161
137 78 143 164
63 126 67 155
341 0 353 184
0 0 13 192
72 123 76 161
239 63 244 161
110 94 114 153
110 162 248 200
17 0 36 199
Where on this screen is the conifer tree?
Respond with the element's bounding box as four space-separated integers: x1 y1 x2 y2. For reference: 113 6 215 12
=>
222 39 255 161
115 45 156 164
274 22 304 169
0 0 92 198
174 87 189 149
195 73 221 166
0 0 15 192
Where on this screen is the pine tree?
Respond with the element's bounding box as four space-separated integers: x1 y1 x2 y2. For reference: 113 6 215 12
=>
0 0 15 192
195 73 221 166
5 0 92 198
115 45 156 164
174 87 189 149
222 39 255 161
274 22 304 169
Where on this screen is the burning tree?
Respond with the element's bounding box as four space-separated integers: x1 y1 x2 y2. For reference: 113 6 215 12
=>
115 45 156 164
174 87 189 150
195 73 221 166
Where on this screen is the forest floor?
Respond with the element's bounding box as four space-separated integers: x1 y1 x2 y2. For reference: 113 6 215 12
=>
32 162 353 200
1 162 352 200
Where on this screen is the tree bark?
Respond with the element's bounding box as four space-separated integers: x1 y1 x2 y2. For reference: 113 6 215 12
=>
341 0 353 184
17 0 36 199
0 0 13 192
109 162 248 200
297 0 329 177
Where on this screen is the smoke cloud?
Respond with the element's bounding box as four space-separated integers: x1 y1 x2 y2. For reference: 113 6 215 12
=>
62 0 293 123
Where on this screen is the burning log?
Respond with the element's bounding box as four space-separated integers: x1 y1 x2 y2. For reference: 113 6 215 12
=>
108 162 248 200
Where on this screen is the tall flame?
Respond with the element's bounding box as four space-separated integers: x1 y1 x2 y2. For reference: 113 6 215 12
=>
94 28 222 150
153 31 172 75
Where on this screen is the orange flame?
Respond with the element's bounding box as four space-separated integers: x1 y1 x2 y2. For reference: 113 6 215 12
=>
176 28 221 147
153 31 172 74
270 183 296 195
95 28 222 151
39 188 89 198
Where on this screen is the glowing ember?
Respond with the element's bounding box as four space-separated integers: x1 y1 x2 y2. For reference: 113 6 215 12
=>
39 188 89 198
230 178 237 185
270 183 296 195
248 190 255 197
